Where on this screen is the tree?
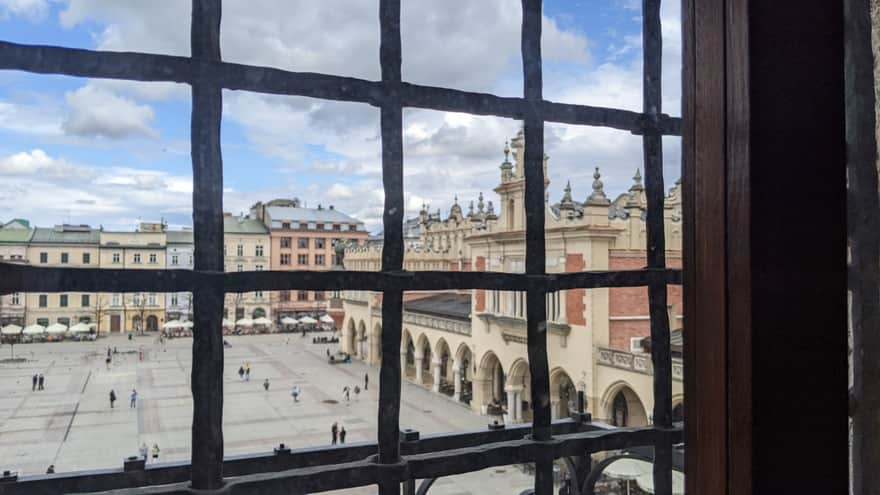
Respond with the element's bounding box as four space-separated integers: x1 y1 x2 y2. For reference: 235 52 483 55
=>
92 295 108 337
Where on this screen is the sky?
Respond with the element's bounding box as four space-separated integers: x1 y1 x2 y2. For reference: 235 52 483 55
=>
0 0 682 233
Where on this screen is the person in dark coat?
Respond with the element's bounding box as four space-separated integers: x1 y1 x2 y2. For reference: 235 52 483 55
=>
32 374 37 391
339 426 347 444
38 374 44 390
109 389 117 408
331 422 338 445
238 366 245 380
263 378 270 391
46 465 54 474
364 373 368 391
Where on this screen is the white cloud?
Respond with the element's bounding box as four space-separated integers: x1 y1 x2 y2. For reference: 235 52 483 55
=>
0 0 48 21
62 85 158 139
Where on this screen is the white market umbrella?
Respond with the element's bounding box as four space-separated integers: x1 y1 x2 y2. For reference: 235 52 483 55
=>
46 323 68 335
280 317 297 325
69 323 91 333
319 315 334 324
604 458 653 480
1 324 22 335
163 320 183 330
23 324 45 335
222 319 234 327
181 321 194 329
635 470 685 495
236 318 254 327
298 316 318 324
253 317 272 326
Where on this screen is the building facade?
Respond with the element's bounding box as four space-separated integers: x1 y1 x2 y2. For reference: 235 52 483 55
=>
166 229 194 321
25 224 101 329
223 214 271 322
99 223 167 333
248 199 367 322
342 130 684 426
0 219 33 326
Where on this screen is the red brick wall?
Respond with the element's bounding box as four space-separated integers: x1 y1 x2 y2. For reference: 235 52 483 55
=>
564 254 586 326
608 252 683 350
475 256 486 311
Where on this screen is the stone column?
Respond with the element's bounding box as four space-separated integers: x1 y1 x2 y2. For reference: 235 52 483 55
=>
431 359 442 393
507 389 517 422
371 335 381 366
515 391 523 423
414 355 424 384
452 359 462 401
400 349 408 381
551 400 559 420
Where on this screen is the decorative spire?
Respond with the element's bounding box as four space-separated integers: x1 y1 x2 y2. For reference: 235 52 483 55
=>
503 141 510 161
500 141 513 181
468 200 475 217
559 181 575 211
486 200 497 219
630 168 643 192
586 167 610 206
477 192 485 213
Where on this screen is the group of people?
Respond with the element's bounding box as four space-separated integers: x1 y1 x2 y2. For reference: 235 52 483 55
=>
139 442 161 462
237 363 252 381
330 422 347 445
108 388 137 409
31 373 45 391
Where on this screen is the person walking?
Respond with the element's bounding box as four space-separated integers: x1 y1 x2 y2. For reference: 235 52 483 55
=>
32 374 37 391
364 373 369 391
343 386 350 402
291 386 300 402
151 443 160 462
245 364 251 381
238 365 245 380
331 422 338 445
263 378 270 391
339 426 347 444
109 389 117 408
326 348 330 358
354 385 360 401
130 389 137 408
106 355 112 370
38 374 44 390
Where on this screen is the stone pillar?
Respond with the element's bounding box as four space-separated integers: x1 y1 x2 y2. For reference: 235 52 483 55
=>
400 350 408 381
371 335 381 366
414 356 424 384
507 389 517 422
452 359 462 401
551 400 559 420
471 378 488 415
431 359 442 393
515 391 523 423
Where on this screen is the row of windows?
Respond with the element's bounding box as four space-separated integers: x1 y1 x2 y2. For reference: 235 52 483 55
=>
35 293 161 308
38 252 92 264
34 317 91 327
485 291 563 321
278 237 329 249
279 290 326 302
279 222 357 232
169 254 194 266
232 264 264 272
279 253 329 266
224 244 265 257
37 294 91 308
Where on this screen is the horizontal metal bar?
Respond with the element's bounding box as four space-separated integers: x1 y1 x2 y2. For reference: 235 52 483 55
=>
0 41 681 135
4 420 589 495
0 263 682 294
44 425 680 495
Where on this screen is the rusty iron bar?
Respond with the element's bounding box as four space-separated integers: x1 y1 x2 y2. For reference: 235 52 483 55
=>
845 0 880 493
0 264 682 295
641 1 673 495
0 41 682 135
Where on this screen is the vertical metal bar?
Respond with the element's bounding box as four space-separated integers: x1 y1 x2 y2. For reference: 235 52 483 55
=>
189 0 224 490
642 0 672 494
845 0 880 493
521 1 552 495
379 1 404 494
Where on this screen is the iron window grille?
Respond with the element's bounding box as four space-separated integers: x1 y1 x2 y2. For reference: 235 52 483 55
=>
0 1 682 494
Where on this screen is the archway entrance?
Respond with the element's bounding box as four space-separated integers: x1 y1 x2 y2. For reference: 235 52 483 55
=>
371 323 382 365
416 334 432 387
146 315 158 332
402 330 415 379
477 352 505 416
607 385 649 427
357 321 367 359
252 307 266 318
455 344 473 404
132 315 142 333
433 339 452 395
507 359 532 423
346 319 356 355
550 368 577 419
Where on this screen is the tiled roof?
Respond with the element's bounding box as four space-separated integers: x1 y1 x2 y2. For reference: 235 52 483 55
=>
267 206 365 229
166 230 194 244
30 226 99 244
0 227 34 243
223 216 269 234
403 293 471 321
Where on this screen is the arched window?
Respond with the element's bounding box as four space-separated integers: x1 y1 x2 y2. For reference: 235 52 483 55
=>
612 391 629 427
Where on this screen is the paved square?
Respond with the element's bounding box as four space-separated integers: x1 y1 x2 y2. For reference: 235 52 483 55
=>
0 333 533 494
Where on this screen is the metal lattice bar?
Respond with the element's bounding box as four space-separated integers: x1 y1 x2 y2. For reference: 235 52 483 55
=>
0 265 682 295
642 1 674 494
0 41 682 135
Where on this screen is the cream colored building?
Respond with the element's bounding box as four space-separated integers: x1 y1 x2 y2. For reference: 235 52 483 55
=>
343 130 684 426
99 222 167 333
25 225 101 329
0 219 33 326
223 214 271 321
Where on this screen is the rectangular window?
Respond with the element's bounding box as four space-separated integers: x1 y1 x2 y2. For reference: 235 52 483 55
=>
82 253 91 264
60 252 69 264
255 245 264 257
133 253 141 264
255 264 263 271
133 293 142 306
112 294 120 307
349 224 357 231
172 255 179 265
332 224 341 231
314 291 325 301
297 254 308 265
148 293 156 306
36 318 49 327
315 254 325 265
282 222 290 229
60 294 68 307
255 291 263 299
237 244 243 256
81 294 90 307
315 238 325 249
297 238 309 249
280 237 291 248
297 291 309 301
237 264 243 272
38 294 47 307
11 293 20 305
149 253 157 264
171 294 179 306
280 291 291 302
39 252 47 263
280 253 291 265
112 252 120 264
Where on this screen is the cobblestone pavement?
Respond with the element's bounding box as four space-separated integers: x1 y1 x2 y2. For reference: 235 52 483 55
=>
0 333 533 494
